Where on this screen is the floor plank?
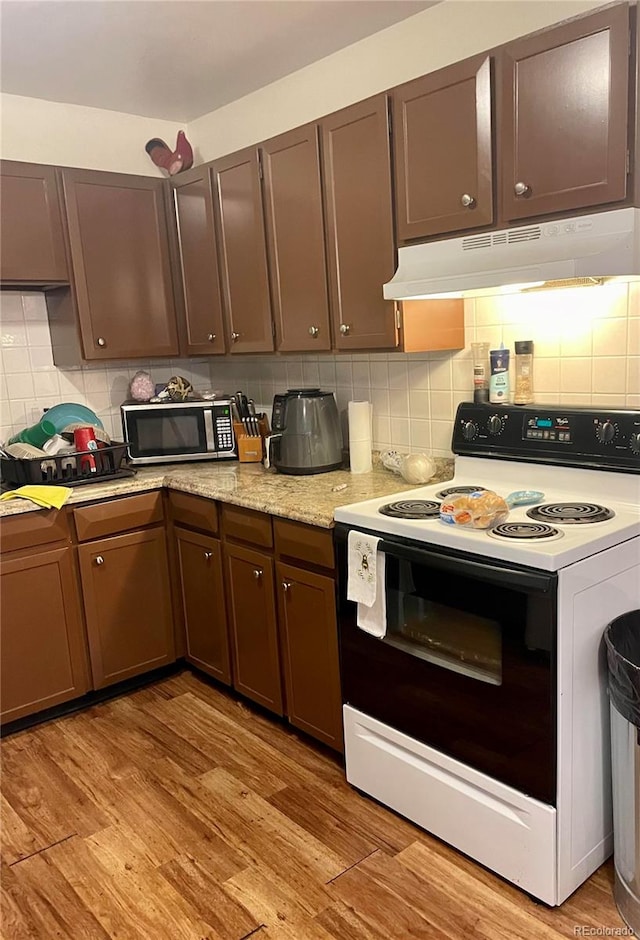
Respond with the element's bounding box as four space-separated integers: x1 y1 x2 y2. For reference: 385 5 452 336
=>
1 670 627 940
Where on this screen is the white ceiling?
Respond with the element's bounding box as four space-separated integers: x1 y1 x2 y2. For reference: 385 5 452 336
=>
0 0 438 122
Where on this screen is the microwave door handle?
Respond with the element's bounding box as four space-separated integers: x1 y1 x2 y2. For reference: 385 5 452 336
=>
377 539 555 594
203 409 216 451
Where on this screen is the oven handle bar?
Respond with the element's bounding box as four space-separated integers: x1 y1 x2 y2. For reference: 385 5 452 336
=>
377 540 556 593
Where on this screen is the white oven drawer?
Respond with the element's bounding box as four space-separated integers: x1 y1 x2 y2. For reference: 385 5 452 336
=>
343 705 557 904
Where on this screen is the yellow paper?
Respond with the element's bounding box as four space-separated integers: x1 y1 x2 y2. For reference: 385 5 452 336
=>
0 485 72 509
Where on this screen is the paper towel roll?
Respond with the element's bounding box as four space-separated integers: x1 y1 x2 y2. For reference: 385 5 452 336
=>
349 400 372 473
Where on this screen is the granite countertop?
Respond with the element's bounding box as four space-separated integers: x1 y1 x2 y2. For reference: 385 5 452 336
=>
0 458 454 528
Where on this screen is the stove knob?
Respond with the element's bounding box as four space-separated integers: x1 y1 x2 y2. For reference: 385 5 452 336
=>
630 432 640 455
487 415 504 436
462 420 478 441
595 421 616 444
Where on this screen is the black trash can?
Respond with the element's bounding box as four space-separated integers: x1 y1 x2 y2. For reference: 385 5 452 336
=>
605 610 640 935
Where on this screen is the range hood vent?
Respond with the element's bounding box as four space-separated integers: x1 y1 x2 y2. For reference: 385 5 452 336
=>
384 207 640 299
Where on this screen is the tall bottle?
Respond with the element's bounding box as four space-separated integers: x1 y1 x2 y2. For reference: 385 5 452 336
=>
471 342 490 403
514 340 534 405
489 344 510 404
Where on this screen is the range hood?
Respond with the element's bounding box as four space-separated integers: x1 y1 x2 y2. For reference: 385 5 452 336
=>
384 207 640 299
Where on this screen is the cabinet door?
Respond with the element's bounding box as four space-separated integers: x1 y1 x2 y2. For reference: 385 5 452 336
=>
393 55 493 240
212 148 274 353
224 542 283 714
501 4 630 221
59 168 179 359
321 95 398 350
171 165 226 356
78 528 175 689
277 562 342 750
0 161 69 284
174 527 231 684
1 546 90 723
261 125 331 352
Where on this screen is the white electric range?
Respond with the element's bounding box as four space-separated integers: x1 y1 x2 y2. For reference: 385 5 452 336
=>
334 402 640 906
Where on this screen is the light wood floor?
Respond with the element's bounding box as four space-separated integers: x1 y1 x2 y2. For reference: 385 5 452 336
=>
1 670 625 939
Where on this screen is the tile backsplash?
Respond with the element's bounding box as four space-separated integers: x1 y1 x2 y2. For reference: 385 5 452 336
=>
1 281 638 457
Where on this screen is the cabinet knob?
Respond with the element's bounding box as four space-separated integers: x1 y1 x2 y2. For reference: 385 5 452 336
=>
514 181 531 197
204 551 212 561
207 333 216 343
460 193 476 208
231 332 240 343
252 568 263 579
95 555 105 565
308 326 319 338
96 337 107 348
339 324 351 336
282 581 292 592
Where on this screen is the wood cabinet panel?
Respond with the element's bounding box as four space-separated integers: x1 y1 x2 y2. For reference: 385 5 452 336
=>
171 165 226 355
59 168 179 360
261 125 331 352
393 55 493 240
321 95 398 350
0 509 70 554
500 4 630 221
0 161 69 284
78 527 175 688
277 562 342 750
222 504 273 549
212 148 274 353
224 543 283 714
175 527 231 684
73 491 164 542
1 545 90 723
168 490 218 535
274 517 334 571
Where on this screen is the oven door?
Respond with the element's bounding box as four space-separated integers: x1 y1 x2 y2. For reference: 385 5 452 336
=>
336 526 557 805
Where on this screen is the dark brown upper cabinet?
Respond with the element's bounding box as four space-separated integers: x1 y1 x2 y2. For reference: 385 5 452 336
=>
321 95 398 351
393 55 494 241
211 147 274 353
56 168 179 361
171 165 226 356
261 125 331 352
500 3 630 222
0 161 69 285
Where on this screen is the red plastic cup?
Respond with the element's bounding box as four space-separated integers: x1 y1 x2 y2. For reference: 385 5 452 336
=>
74 426 98 472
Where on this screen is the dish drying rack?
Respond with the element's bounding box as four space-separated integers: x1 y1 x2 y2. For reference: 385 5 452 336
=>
0 442 134 488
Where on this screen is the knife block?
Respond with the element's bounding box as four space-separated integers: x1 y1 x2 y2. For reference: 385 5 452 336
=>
233 416 270 463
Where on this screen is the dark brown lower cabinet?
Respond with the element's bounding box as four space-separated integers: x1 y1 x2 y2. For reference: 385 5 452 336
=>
174 527 231 684
0 545 90 723
276 561 343 750
224 542 283 715
78 527 175 689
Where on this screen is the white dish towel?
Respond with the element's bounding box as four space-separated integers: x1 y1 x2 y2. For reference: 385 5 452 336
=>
347 530 387 638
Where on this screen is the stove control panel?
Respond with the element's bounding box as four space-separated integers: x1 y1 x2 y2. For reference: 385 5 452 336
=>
453 403 640 471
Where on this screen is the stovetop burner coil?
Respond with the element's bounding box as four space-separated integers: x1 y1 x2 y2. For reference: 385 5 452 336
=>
435 485 486 499
526 503 615 524
488 522 564 541
378 499 441 519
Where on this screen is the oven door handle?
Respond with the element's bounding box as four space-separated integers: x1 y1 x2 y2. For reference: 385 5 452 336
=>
378 540 556 593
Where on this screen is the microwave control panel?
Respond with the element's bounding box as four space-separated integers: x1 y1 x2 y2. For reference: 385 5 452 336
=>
211 403 235 452
453 402 640 471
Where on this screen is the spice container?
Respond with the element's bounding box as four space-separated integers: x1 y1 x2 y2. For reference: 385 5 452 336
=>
471 342 490 403
489 345 510 404
514 340 534 405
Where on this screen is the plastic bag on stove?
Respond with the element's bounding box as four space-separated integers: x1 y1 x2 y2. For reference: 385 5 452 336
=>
440 489 509 529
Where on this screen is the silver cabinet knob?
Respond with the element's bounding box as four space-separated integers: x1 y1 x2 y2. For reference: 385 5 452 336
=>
514 181 531 197
339 324 350 336
252 568 263 579
207 333 216 343
282 581 292 592
204 551 212 561
95 555 105 565
460 193 476 208
308 326 319 338
96 337 106 348
231 332 240 343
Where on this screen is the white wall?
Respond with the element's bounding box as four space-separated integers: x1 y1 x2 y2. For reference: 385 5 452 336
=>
0 94 182 174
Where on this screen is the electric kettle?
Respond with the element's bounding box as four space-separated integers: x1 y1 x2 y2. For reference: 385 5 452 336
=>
265 389 343 475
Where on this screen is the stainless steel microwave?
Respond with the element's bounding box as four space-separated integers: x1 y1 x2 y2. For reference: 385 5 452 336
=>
121 399 237 465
